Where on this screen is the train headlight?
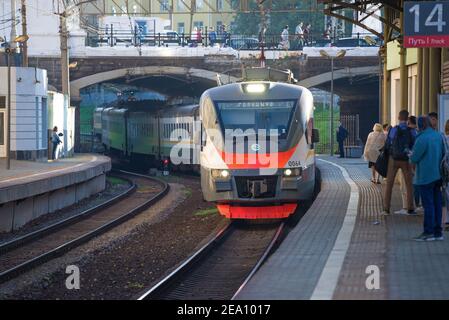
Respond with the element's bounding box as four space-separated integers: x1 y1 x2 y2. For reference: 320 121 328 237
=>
244 83 267 94
283 168 301 177
211 169 231 180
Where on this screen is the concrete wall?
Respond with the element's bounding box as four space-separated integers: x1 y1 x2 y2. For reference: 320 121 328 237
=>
0 173 106 232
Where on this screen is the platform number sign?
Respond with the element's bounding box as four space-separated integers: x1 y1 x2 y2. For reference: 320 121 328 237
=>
404 1 449 48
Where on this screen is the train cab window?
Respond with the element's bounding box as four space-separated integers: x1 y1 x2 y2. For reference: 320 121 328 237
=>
216 100 296 139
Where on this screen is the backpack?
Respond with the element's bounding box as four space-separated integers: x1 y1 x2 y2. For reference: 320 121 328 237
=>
390 126 413 161
440 134 449 187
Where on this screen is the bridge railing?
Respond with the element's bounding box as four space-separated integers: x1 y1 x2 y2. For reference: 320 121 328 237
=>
84 28 381 51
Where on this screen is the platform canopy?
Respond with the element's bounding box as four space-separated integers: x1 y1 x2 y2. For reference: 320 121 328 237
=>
317 0 403 40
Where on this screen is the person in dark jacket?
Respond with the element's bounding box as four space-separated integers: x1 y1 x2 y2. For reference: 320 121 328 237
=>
208 27 217 46
336 122 348 158
51 126 62 160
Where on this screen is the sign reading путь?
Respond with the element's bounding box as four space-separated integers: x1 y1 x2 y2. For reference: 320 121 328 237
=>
404 1 449 48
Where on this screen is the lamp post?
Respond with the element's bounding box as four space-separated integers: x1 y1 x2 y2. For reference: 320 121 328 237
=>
4 35 29 170
319 49 346 156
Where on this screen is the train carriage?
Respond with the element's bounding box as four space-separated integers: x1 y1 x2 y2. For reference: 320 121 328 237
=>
127 111 159 161
93 107 104 138
158 105 200 167
102 108 128 156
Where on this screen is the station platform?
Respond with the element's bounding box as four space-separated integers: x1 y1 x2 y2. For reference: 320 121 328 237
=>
0 154 111 232
236 156 449 300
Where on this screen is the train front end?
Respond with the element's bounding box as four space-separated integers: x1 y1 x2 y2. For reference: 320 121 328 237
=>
200 77 318 219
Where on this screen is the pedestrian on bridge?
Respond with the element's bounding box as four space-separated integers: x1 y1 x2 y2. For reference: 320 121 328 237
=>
295 22 304 50
209 27 217 47
280 25 290 50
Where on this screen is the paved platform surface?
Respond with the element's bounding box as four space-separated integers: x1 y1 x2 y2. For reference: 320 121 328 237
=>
0 154 111 204
236 156 449 300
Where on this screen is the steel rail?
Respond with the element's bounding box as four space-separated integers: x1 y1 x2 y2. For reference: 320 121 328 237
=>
0 171 169 284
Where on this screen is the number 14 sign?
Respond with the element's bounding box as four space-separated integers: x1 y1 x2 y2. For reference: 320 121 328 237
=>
404 1 449 48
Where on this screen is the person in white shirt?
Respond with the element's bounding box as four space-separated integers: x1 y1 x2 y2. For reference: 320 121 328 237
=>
295 22 304 49
280 25 290 50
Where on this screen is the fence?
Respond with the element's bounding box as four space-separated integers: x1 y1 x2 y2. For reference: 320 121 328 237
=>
314 113 360 155
84 28 380 51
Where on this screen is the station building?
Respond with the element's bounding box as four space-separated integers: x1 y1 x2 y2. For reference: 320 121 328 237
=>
79 0 236 35
0 67 75 161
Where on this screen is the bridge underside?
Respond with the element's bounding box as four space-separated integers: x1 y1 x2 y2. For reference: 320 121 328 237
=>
315 75 380 144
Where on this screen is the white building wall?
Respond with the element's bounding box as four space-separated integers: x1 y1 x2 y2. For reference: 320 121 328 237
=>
0 67 48 158
0 0 86 56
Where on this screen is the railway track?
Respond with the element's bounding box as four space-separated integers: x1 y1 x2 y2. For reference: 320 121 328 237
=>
0 170 169 284
138 221 284 300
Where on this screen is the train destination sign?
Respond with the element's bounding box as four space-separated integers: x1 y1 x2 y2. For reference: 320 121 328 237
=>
404 1 449 48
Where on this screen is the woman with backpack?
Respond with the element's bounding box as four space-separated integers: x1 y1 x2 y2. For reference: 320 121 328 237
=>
364 123 386 183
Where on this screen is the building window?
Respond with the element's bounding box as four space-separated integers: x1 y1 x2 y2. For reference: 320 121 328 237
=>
160 0 169 11
196 0 203 10
194 21 204 29
0 96 5 108
178 22 185 34
216 0 223 11
216 21 223 32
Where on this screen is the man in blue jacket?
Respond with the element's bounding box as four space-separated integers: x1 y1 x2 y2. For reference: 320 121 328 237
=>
336 122 348 158
410 116 444 241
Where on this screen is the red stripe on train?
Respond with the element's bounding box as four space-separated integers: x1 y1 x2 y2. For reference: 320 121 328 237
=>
217 203 297 219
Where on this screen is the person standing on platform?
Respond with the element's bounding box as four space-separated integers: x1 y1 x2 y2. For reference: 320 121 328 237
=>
383 123 391 137
411 116 444 241
381 110 416 216
396 116 421 214
428 112 438 130
336 122 348 158
51 126 62 161
443 120 449 231
363 123 386 183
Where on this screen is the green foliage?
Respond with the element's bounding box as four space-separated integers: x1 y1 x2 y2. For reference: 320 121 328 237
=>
107 176 127 186
231 1 326 36
194 208 219 217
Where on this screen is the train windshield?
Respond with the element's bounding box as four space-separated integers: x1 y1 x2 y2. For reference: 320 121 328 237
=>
216 100 296 139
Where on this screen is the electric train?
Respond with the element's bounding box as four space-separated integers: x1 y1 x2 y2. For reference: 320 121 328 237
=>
199 68 318 219
95 67 318 219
